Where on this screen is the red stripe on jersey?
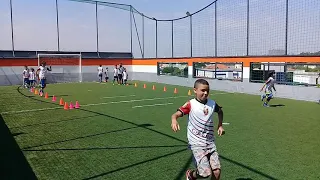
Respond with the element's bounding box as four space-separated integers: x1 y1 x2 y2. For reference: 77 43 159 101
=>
179 101 191 115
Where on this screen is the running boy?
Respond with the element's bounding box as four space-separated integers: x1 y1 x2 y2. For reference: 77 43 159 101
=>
36 62 52 96
97 65 103 83
105 67 109 82
113 65 118 85
171 79 225 180
22 66 29 88
260 71 276 107
28 68 36 88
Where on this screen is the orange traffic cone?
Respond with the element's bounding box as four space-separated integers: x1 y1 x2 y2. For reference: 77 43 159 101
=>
64 102 69 110
34 89 38 95
44 92 48 99
174 88 178 94
188 90 192 96
59 98 64 106
143 84 146 89
163 86 167 92
152 85 156 90
134 83 137 87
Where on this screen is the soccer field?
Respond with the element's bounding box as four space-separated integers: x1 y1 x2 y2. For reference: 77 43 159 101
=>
0 81 319 180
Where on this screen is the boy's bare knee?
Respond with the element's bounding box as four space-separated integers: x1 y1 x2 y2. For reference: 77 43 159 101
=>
212 168 221 180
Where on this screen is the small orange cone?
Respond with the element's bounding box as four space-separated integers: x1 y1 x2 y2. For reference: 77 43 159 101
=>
143 84 146 89
174 88 178 94
44 92 48 99
188 90 192 96
163 86 167 92
134 83 137 87
59 98 64 106
34 89 38 95
152 85 156 90
64 102 69 110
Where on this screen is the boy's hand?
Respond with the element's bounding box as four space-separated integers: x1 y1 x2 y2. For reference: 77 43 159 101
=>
171 119 180 132
217 126 225 136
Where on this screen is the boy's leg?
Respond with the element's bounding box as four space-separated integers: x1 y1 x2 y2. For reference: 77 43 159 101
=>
263 93 273 107
186 148 212 180
209 151 221 180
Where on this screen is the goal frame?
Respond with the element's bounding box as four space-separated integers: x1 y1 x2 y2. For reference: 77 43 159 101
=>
37 53 82 82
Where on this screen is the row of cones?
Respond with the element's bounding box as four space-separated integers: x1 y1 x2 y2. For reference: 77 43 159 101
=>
134 83 192 96
30 87 80 110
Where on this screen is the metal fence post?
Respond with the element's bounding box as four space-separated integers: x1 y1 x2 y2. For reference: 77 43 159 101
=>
246 0 250 56
142 14 144 58
171 20 174 58
95 1 99 54
285 0 289 55
130 6 133 57
55 0 60 51
9 0 15 56
214 2 217 57
154 18 158 58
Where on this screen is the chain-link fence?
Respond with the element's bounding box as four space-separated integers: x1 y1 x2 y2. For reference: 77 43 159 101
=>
1 0 320 58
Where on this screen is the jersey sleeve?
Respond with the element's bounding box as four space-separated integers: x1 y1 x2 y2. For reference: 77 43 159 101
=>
214 103 222 113
178 101 191 116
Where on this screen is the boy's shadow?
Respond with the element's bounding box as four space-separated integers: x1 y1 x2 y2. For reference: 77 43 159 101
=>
269 104 285 107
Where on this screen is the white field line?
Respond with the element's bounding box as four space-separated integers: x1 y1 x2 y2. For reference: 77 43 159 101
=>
132 103 173 108
82 95 188 107
0 95 188 115
101 95 136 99
1 107 61 115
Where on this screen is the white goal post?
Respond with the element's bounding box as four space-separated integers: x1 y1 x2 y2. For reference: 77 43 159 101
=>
37 53 82 83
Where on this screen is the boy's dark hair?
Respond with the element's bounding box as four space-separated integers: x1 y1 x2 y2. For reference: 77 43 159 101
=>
194 79 209 88
268 71 275 78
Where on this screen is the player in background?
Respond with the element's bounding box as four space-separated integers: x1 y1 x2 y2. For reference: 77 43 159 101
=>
113 65 118 85
97 65 103 83
118 63 124 85
22 66 29 88
28 68 36 88
105 67 109 82
260 71 276 107
171 79 225 180
36 62 52 96
123 68 128 85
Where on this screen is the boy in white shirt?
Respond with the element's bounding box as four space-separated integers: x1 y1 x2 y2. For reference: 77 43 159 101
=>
28 68 36 88
171 79 225 180
22 66 29 88
97 65 103 83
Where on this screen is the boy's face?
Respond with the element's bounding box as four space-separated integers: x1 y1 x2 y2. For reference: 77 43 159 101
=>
194 83 209 102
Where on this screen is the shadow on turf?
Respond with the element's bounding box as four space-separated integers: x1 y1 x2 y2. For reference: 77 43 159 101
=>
22 124 153 150
0 114 37 180
269 104 285 107
16 86 279 180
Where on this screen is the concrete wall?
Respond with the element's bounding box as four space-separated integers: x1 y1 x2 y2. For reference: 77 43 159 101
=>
132 72 320 102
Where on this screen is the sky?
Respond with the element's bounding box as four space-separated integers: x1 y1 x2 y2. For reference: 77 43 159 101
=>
0 0 319 58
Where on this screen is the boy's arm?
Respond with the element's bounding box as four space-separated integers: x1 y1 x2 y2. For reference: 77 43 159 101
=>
214 104 225 136
260 78 270 91
171 101 191 132
171 111 183 132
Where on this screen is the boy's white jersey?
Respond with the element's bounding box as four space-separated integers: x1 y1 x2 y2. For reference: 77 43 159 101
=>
38 66 47 79
114 68 118 76
23 69 29 78
123 71 127 80
29 71 35 80
98 67 103 74
266 77 275 92
179 98 218 150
